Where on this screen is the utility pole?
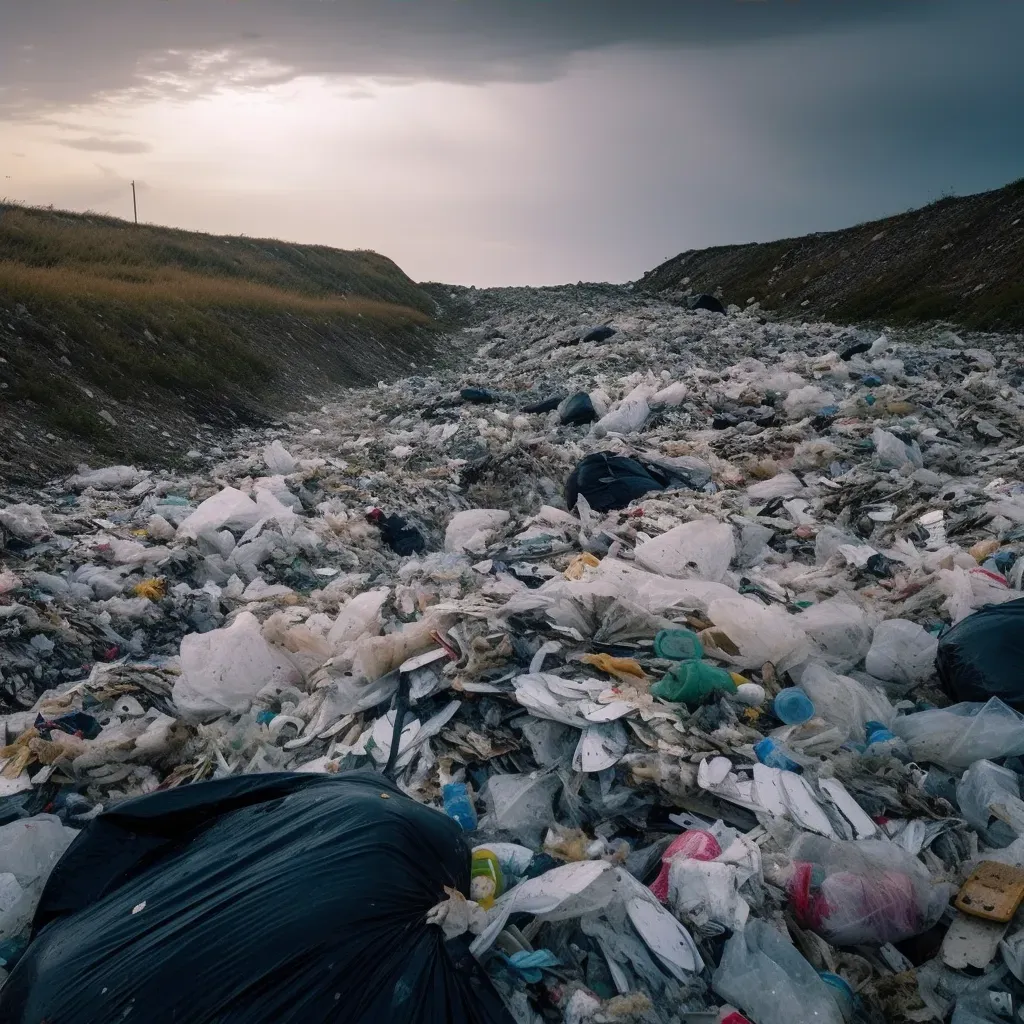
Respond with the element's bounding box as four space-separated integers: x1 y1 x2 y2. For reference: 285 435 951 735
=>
131 181 138 224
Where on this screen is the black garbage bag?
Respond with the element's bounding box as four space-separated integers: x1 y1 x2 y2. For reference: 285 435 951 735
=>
565 452 671 512
368 509 427 555
560 392 599 426
689 294 726 314
936 598 1024 706
460 387 498 404
580 325 617 344
840 339 872 361
522 394 565 414
0 771 512 1024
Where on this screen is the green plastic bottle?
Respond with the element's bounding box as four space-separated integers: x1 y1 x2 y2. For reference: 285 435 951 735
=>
651 659 739 707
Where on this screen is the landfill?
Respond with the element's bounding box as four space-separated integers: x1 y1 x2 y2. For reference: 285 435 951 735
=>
3 284 1024 1022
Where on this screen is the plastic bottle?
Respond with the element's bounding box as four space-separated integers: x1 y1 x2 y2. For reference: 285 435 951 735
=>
651 660 740 707
653 628 704 661
470 849 504 909
649 829 722 902
864 721 912 760
774 689 815 725
754 737 804 773
442 782 478 831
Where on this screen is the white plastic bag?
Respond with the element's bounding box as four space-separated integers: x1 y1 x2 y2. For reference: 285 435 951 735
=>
591 384 653 437
705 597 811 672
177 487 262 539
173 611 302 720
893 699 1024 769
957 760 1022 847
0 815 78 942
0 504 51 542
327 587 390 650
634 518 735 582
783 386 835 420
797 595 872 671
66 465 143 491
713 920 843 1024
263 440 297 475
865 619 938 684
444 509 510 554
872 427 923 470
795 662 895 740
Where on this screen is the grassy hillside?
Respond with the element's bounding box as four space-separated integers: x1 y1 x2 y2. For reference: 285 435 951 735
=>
638 178 1024 332
0 205 442 484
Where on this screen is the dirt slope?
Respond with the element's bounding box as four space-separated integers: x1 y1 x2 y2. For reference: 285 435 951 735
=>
638 178 1024 333
0 206 444 485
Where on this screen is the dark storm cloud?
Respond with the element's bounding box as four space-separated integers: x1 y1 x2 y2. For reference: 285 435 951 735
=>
0 0 962 114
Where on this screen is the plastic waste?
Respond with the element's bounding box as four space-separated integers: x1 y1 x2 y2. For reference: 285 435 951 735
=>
444 509 510 554
0 816 77 943
460 387 498 404
591 384 652 437
704 597 811 672
564 453 669 512
796 595 871 670
0 505 51 542
634 518 735 582
653 628 704 661
872 426 923 470
893 698 1024 769
650 830 721 902
443 782 479 831
66 465 143 491
783 385 835 419
173 611 303 720
651 660 739 707
263 440 297 475
787 834 943 945
176 487 261 539
794 663 895 740
712 919 844 1024
754 738 804 773
957 760 1021 848
470 849 504 909
774 689 815 725
580 325 617 343
0 772 511 1024
864 619 938 685
327 587 390 649
559 392 599 426
936 598 1024 706
485 772 560 842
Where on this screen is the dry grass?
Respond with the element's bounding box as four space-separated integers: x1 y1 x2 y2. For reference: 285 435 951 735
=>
0 204 435 314
0 261 429 322
0 203 443 467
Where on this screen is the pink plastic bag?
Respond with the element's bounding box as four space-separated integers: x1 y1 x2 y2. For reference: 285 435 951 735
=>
650 829 721 902
787 836 940 945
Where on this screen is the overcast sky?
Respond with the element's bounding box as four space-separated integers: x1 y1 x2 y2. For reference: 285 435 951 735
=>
2 1 1021 286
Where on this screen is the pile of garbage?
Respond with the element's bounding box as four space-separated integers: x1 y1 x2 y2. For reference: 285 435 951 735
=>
3 284 1024 1022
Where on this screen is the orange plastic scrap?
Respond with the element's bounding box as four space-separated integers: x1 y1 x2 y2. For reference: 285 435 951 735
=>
564 553 600 580
956 861 1024 923
580 653 649 684
0 728 39 778
133 578 167 601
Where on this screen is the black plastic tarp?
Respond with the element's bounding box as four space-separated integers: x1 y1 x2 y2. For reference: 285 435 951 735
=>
1 771 512 1024
936 597 1024 706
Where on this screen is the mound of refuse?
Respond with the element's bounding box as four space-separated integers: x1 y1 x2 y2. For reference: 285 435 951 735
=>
3 285 1024 1022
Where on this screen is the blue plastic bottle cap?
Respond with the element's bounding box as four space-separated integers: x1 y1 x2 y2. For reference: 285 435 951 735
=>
773 689 815 725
